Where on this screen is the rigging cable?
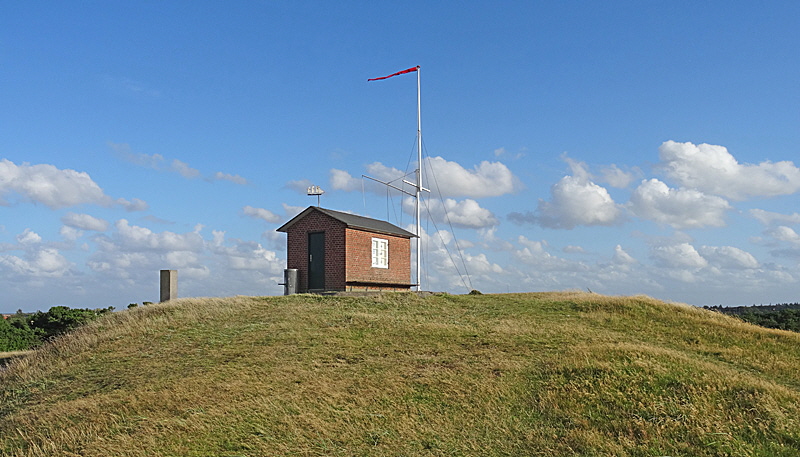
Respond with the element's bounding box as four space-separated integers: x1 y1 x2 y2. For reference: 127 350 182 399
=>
419 137 473 292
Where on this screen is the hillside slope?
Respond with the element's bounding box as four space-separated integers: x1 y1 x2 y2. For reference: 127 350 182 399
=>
1 292 799 456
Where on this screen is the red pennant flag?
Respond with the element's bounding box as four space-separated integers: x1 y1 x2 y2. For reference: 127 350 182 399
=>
368 66 419 81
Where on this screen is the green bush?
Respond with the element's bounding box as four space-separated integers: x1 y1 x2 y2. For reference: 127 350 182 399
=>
0 312 39 352
0 306 114 351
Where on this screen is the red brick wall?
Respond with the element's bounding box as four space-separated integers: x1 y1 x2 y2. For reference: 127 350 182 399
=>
345 228 411 287
284 209 411 292
285 211 346 292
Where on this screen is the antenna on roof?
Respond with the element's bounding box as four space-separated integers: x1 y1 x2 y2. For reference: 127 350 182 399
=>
307 185 324 206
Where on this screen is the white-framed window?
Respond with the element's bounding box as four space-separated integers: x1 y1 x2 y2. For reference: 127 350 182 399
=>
371 237 389 268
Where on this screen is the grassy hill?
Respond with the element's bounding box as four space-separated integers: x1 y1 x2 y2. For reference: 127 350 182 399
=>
1 292 799 456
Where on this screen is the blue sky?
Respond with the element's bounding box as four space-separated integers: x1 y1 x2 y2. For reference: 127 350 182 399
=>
3 1 800 311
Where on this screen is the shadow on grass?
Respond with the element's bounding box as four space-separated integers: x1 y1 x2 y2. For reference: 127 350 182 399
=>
0 351 32 369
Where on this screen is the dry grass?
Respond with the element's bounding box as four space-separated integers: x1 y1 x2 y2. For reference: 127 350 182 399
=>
1 292 799 456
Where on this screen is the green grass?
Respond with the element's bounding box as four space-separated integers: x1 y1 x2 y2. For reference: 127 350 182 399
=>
1 292 799 456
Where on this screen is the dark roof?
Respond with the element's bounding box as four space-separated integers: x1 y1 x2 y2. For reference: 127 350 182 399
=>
276 206 416 238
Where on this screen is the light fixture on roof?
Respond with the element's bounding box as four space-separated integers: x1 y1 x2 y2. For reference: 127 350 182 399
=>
307 185 324 206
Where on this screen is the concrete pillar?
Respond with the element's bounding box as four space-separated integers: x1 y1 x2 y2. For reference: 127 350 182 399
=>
160 270 177 302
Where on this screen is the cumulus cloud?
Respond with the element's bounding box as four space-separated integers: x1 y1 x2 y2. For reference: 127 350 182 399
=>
243 205 281 223
331 157 522 199
59 226 83 242
329 169 361 192
513 236 585 271
650 243 708 269
0 159 111 209
612 245 637 265
425 157 522 198
477 227 513 251
0 247 73 278
330 163 413 194
62 212 109 231
17 229 42 245
209 231 283 272
563 245 586 254
414 227 502 291
659 140 800 200
765 226 800 245
510 175 623 229
750 209 800 226
366 162 408 183
403 197 498 229
628 179 730 229
698 245 759 269
108 219 205 252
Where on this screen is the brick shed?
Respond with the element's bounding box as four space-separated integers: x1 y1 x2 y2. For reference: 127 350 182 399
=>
276 206 415 292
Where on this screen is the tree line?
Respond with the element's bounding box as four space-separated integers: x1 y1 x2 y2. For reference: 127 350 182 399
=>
0 306 114 352
705 303 800 333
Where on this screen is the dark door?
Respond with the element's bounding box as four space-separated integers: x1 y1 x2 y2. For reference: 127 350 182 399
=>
308 232 325 290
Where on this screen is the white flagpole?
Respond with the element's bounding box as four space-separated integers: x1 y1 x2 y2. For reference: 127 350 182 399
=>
416 66 422 292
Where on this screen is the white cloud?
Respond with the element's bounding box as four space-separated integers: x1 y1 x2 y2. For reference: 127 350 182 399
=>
600 164 637 188
0 247 73 278
112 142 244 185
426 156 522 198
564 155 591 181
329 169 361 192
109 142 164 169
60 226 83 242
512 175 623 229
17 228 42 245
331 157 522 199
243 205 281 223
513 236 586 271
365 162 408 183
765 226 800 245
0 159 111 209
62 212 109 231
749 209 800 226
286 178 314 194
111 219 205 252
492 147 526 160
282 203 305 219
650 243 708 269
171 159 201 179
116 197 149 212
698 245 759 269
208 231 282 272
403 197 498 229
478 227 513 251
330 163 412 194
563 245 586 254
628 179 730 229
212 172 248 185
612 245 637 265
659 140 800 200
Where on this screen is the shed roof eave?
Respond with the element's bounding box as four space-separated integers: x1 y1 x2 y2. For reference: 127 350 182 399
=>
276 206 415 239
